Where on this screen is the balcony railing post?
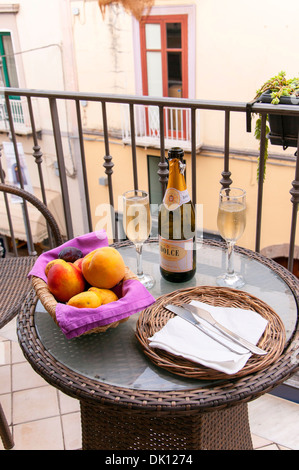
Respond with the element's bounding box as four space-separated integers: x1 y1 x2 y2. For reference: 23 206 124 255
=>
27 97 46 201
4 93 36 255
0 150 17 255
220 110 232 189
75 100 93 233
129 103 138 190
191 107 197 204
255 113 267 253
49 97 74 240
288 128 299 272
101 100 117 241
158 106 168 197
27 96 56 247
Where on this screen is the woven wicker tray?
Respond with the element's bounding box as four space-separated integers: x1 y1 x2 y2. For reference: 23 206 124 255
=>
135 286 286 380
32 267 138 336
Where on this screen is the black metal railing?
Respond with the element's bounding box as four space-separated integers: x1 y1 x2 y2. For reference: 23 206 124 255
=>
0 87 299 272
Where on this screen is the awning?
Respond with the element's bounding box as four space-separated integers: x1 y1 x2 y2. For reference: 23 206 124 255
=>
0 187 66 244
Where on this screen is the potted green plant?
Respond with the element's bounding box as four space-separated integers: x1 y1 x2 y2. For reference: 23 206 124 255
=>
253 71 299 179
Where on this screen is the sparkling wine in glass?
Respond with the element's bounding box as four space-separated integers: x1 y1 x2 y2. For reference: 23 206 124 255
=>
216 187 246 288
123 190 155 289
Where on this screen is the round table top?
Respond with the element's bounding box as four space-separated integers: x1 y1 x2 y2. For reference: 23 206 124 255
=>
18 238 299 411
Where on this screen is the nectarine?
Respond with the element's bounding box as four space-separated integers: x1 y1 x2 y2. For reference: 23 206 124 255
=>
67 291 102 308
73 258 83 271
82 247 126 289
47 262 85 303
45 259 67 277
88 287 118 304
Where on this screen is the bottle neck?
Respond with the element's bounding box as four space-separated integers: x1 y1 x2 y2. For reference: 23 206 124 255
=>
167 158 187 191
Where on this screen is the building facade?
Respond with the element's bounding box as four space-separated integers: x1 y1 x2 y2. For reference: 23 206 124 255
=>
0 0 298 261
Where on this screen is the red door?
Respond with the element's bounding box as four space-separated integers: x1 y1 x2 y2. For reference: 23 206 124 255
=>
140 15 188 139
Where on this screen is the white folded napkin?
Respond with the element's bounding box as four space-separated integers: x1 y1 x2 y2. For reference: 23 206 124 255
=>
148 300 268 375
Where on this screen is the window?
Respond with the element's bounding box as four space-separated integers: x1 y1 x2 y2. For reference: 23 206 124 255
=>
140 15 188 138
147 155 163 209
140 16 188 100
0 32 19 89
0 32 22 128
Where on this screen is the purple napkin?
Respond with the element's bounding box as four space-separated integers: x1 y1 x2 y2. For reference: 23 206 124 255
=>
56 278 155 338
28 230 156 339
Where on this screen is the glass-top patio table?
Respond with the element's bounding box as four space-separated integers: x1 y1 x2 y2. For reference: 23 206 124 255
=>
17 238 299 450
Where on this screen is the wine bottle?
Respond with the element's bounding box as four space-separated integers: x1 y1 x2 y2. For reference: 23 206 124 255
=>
158 147 196 282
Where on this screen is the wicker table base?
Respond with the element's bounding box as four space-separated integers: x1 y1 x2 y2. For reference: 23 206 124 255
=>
80 400 252 450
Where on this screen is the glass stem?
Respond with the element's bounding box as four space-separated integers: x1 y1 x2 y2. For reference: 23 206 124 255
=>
135 243 143 277
227 241 235 276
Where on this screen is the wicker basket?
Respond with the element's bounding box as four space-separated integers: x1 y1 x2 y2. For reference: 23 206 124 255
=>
136 285 286 380
32 266 139 335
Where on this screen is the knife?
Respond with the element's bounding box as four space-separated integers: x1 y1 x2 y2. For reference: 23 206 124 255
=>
181 303 268 356
165 304 249 355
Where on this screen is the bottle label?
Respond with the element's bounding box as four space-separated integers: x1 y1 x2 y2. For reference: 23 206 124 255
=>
163 187 191 210
159 236 194 273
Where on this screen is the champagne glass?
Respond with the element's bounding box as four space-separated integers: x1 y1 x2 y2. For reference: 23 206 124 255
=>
123 190 155 289
216 187 246 288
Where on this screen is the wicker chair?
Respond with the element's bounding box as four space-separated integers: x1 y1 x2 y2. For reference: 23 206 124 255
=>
0 183 63 449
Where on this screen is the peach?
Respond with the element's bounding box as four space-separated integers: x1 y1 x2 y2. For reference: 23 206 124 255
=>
82 247 126 289
88 287 118 304
45 259 67 277
73 258 83 271
47 262 85 303
67 291 102 308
